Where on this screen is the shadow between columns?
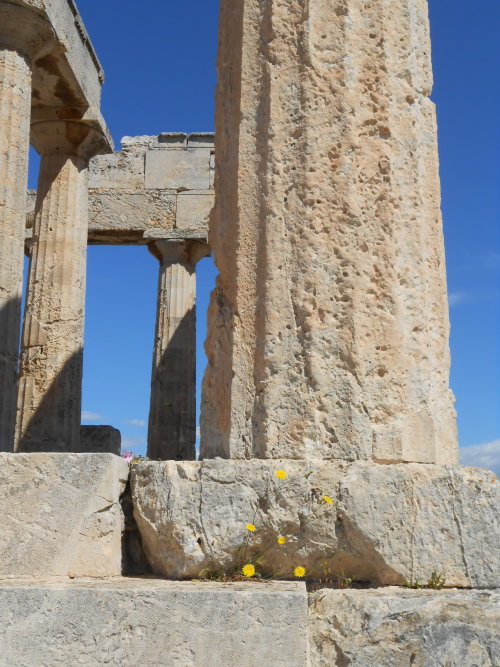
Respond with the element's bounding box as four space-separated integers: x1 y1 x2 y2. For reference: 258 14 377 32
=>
0 296 22 452
147 308 196 461
16 348 84 453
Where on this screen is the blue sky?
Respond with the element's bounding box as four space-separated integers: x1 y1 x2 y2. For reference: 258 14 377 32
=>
28 0 499 472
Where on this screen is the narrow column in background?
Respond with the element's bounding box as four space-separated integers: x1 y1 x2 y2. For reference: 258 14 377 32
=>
16 121 107 452
0 4 54 451
148 240 209 461
201 0 457 464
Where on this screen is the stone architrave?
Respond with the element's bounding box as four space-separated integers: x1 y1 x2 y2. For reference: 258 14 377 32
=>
202 0 458 463
147 239 209 460
0 3 54 451
16 121 108 452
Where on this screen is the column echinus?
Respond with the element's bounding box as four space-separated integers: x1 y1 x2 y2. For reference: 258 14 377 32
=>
16 121 108 452
0 2 55 451
201 0 458 464
148 239 209 461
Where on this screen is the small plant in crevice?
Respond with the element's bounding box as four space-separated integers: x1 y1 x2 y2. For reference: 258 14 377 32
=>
403 570 446 590
122 451 150 465
196 464 340 583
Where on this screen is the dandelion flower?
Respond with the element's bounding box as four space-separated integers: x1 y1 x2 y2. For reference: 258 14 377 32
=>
242 564 256 578
246 523 256 532
277 536 286 545
294 566 306 578
275 469 287 480
323 495 334 505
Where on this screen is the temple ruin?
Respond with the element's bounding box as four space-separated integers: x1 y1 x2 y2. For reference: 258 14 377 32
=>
0 0 498 664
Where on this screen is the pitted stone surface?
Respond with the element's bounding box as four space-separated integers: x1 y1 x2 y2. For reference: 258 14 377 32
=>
308 588 500 667
131 459 499 587
0 453 128 578
0 579 308 666
202 0 457 463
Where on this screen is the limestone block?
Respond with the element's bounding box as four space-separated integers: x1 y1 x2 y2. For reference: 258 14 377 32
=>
145 148 211 190
0 579 308 666
176 190 214 229
89 190 176 235
79 425 121 455
131 460 499 586
89 152 145 189
0 453 129 578
308 588 500 667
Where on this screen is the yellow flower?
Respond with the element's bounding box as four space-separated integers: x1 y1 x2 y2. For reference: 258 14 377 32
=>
275 469 287 480
242 564 256 578
277 536 286 545
323 495 334 505
294 566 306 578
246 523 256 532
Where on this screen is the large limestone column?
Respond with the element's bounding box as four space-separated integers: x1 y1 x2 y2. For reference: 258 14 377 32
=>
16 121 107 452
148 240 209 461
0 4 54 451
202 0 457 464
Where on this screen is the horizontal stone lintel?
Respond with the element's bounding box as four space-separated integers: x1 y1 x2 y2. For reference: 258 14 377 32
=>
25 226 210 246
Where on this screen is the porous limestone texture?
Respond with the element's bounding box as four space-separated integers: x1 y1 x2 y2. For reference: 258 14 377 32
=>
202 0 457 464
131 459 499 586
79 425 121 454
309 588 500 667
0 579 308 667
0 453 128 578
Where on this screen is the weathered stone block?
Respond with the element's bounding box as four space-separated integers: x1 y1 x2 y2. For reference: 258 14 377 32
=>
89 152 145 189
0 453 129 578
79 425 121 455
89 190 176 236
176 190 214 229
0 579 308 666
131 459 499 587
145 148 211 190
308 588 500 667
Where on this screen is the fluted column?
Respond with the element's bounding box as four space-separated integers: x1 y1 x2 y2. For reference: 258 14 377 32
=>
0 2 55 451
202 0 457 464
147 240 209 460
16 121 107 452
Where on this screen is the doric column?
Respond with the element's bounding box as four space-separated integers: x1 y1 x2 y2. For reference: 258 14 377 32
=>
0 2 55 451
16 120 107 452
147 240 209 461
201 0 457 464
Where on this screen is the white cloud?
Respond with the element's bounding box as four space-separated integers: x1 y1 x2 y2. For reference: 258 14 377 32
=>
124 419 147 427
448 292 466 307
81 410 102 421
460 439 500 476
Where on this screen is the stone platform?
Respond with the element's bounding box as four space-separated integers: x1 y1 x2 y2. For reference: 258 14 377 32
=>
0 579 308 667
0 580 498 666
309 588 500 667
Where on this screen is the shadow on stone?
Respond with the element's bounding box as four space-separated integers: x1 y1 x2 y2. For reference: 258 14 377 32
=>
0 296 22 452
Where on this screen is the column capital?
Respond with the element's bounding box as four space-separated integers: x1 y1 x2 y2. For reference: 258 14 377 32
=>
149 239 210 266
30 120 109 161
0 1 56 60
